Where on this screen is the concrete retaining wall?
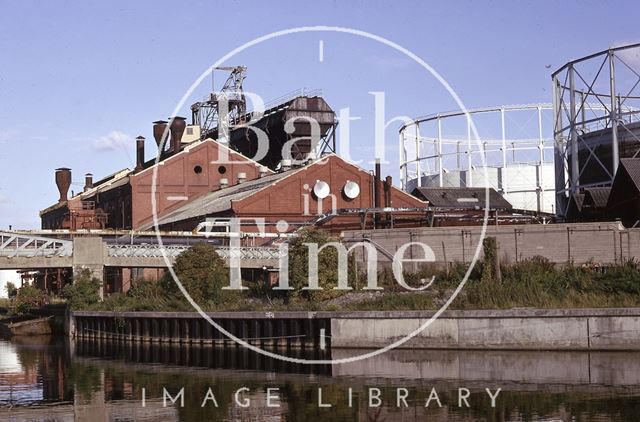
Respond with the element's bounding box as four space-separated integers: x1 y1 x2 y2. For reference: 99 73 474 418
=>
343 222 640 266
330 308 640 351
70 308 640 351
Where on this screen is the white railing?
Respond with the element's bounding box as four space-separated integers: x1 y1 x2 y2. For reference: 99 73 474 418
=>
107 244 281 261
0 232 73 258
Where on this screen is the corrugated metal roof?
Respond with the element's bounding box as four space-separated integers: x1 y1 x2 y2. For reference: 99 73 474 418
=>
571 193 585 212
583 187 611 209
148 170 294 228
411 187 512 209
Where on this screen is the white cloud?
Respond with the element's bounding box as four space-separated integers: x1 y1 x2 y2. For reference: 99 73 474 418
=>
91 130 133 151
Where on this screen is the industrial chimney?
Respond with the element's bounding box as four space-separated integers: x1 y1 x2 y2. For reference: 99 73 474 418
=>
384 176 392 208
168 116 187 154
55 168 72 203
135 135 145 171
152 120 169 151
374 159 382 209
84 173 93 192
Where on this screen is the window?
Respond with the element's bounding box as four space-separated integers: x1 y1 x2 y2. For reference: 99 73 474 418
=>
193 165 203 174
218 165 227 174
186 127 193 135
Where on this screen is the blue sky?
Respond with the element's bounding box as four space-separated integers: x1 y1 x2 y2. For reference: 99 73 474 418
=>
0 0 638 229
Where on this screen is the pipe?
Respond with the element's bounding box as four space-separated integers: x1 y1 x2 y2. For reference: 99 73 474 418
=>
135 136 145 171
374 160 382 227
374 159 382 208
385 176 392 207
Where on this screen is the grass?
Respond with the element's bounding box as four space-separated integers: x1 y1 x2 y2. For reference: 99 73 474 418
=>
84 257 640 312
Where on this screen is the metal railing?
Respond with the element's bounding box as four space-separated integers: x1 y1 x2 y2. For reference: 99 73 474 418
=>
107 244 281 261
0 232 73 258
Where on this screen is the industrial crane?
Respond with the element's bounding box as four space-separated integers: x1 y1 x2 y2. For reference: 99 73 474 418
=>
190 66 247 140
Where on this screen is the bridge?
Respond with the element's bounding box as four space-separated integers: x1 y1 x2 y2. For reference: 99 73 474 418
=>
0 231 281 274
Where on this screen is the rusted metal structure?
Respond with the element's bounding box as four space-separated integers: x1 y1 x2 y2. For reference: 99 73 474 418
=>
207 92 337 170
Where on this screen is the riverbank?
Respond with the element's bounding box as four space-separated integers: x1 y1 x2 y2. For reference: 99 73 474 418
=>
68 308 640 351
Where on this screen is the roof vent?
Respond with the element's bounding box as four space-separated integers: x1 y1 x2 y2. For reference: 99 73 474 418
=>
313 180 330 199
220 178 229 188
343 180 360 199
258 165 269 178
84 173 93 192
55 168 72 203
237 172 247 184
281 159 292 172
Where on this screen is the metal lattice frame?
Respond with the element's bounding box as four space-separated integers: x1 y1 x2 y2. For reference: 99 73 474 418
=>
107 244 281 261
0 232 72 258
191 66 248 139
399 104 559 212
553 43 640 217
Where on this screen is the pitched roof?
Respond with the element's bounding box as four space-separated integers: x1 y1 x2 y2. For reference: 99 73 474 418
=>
411 187 512 209
146 153 427 229
570 193 585 213
620 158 640 192
583 187 611 209
144 169 294 229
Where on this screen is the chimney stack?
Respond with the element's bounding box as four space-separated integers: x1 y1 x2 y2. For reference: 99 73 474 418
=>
152 120 169 151
84 173 93 192
55 168 72 203
135 135 145 171
168 116 187 154
374 159 382 209
384 176 392 208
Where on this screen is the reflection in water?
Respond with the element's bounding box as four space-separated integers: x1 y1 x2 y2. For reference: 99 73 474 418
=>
0 337 639 421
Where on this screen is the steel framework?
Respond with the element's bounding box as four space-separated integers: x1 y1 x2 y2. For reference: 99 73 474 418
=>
191 66 248 139
553 43 640 217
0 232 72 258
107 244 281 261
399 104 558 213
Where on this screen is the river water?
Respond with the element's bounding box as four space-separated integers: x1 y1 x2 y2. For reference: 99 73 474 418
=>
0 337 639 421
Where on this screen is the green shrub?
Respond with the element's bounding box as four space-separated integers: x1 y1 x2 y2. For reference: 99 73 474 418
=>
62 270 101 310
5 282 17 298
287 228 355 302
158 242 229 307
14 284 44 315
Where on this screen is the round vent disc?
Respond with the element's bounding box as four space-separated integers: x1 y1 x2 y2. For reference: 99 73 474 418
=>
313 180 331 199
343 180 360 199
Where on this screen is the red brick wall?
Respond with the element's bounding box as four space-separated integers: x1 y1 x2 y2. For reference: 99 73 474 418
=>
131 140 268 229
233 155 427 231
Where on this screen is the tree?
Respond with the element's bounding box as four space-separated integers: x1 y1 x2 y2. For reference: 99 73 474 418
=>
287 227 354 302
159 242 229 306
62 269 101 310
14 284 44 314
5 282 17 298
